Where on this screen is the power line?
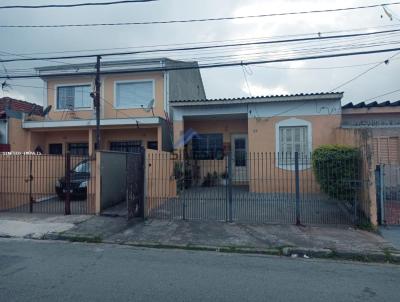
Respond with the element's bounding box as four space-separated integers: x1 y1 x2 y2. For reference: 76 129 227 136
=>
5 56 400 81
3 23 399 57
2 1 400 25
0 0 156 10
2 46 400 80
329 51 400 91
253 57 400 70
363 88 400 102
2 27 400 63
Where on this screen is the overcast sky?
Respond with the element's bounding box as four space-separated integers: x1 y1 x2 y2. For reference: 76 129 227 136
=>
0 0 399 106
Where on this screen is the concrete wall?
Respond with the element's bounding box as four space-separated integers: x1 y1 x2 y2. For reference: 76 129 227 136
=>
335 128 376 225
166 61 206 104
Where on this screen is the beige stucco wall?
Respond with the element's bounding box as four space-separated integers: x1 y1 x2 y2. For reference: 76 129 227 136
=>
248 115 341 153
185 119 248 144
247 115 341 193
145 149 177 216
45 72 165 121
8 118 30 152
175 115 340 190
101 127 158 150
24 126 159 155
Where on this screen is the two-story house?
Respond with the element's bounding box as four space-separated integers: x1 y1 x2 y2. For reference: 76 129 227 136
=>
21 58 205 155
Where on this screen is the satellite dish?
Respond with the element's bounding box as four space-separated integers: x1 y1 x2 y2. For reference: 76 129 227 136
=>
142 99 154 113
27 104 37 117
42 105 52 117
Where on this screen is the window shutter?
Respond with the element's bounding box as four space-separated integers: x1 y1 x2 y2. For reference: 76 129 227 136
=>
57 87 67 109
66 87 75 109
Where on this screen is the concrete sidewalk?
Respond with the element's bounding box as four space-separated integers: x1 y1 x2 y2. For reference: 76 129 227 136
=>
0 213 91 239
1 213 399 263
58 216 399 262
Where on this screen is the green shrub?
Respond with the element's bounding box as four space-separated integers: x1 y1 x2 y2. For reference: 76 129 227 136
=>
312 145 361 201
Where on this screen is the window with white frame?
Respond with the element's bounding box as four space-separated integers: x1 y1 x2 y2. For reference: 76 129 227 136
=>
279 126 309 164
115 81 154 109
56 85 92 110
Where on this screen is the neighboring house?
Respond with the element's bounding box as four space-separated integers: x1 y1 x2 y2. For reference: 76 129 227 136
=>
341 100 400 164
21 58 205 156
0 97 43 152
171 92 343 170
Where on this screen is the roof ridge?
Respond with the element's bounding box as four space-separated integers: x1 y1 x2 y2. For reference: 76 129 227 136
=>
171 92 344 103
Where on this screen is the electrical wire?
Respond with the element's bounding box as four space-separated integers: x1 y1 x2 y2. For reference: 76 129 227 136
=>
329 51 400 91
2 27 400 64
2 46 400 80
363 88 400 102
2 33 394 72
1 1 400 24
3 23 399 57
0 0 157 10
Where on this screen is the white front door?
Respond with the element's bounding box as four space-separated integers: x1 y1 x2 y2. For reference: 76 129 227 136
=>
231 134 248 182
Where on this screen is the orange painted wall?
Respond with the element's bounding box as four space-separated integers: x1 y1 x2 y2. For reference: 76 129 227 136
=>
145 149 177 215
45 72 165 121
8 118 30 152
248 115 341 153
0 155 96 213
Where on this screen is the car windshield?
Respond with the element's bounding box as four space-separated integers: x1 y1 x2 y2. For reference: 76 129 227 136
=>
73 161 90 173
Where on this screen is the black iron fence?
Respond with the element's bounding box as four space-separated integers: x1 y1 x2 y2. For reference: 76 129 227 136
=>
0 153 95 215
146 151 370 225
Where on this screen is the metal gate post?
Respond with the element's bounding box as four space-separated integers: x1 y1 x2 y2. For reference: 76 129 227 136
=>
182 159 186 221
64 152 71 215
29 159 33 213
380 164 385 225
227 152 233 222
139 148 145 219
295 152 301 225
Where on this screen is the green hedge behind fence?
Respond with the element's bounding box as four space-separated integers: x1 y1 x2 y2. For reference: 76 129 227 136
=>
312 145 361 202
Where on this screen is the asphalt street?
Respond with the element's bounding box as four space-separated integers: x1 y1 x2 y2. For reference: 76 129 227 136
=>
0 238 399 302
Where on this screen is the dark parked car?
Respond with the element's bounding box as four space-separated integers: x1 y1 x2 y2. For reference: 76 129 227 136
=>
55 160 90 200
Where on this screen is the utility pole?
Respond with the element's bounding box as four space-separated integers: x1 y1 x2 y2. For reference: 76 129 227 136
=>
94 55 101 150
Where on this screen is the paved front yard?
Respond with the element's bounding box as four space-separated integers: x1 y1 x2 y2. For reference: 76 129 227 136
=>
148 187 355 225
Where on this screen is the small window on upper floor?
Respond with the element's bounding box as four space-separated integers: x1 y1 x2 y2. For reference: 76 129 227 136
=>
57 85 92 110
115 81 154 109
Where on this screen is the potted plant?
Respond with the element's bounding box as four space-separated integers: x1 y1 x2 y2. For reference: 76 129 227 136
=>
220 171 229 186
173 162 184 192
202 173 212 187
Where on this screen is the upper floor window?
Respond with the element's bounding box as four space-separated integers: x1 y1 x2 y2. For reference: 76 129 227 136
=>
57 85 92 110
115 80 154 109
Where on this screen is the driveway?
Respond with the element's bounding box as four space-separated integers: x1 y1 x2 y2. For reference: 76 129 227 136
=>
1 195 88 215
148 186 355 225
380 226 400 250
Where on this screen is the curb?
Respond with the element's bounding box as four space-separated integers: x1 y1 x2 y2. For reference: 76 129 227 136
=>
3 233 400 264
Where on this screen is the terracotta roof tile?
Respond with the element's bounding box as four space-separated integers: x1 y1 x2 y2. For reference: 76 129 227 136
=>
0 97 43 116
